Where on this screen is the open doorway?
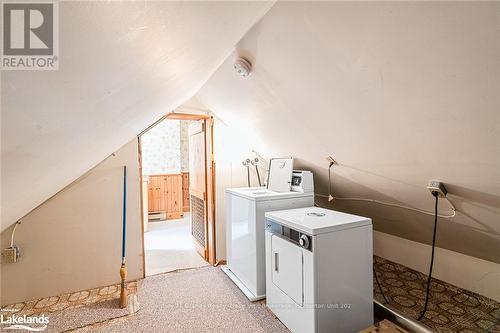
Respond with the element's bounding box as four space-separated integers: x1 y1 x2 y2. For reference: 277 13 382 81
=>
139 113 216 276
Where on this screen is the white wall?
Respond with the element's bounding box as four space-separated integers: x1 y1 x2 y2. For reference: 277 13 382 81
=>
197 1 500 263
374 231 500 302
1 1 275 232
196 1 500 300
213 118 269 260
0 140 144 306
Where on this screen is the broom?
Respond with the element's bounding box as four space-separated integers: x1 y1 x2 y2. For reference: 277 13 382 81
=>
119 165 128 308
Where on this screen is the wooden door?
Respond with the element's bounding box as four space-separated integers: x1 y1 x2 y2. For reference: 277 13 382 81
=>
188 119 215 264
181 172 190 212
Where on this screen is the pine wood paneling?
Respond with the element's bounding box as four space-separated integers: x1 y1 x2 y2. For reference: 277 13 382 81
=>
147 174 183 220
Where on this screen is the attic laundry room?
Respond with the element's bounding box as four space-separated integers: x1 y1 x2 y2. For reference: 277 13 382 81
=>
1 1 499 333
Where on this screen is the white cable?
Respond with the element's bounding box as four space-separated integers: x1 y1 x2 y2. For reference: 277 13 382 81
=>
10 221 20 247
316 193 456 218
324 163 457 218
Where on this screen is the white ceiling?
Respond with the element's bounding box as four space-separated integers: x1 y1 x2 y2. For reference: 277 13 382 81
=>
1 1 274 231
196 2 500 262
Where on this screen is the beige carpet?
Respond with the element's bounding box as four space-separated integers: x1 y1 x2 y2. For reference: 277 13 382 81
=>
8 256 498 332
144 215 209 276
79 266 289 333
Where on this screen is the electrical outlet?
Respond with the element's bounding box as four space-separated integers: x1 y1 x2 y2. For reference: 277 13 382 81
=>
2 246 20 264
427 181 448 197
326 156 337 165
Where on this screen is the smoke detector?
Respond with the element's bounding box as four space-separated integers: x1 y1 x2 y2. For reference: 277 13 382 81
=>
234 57 252 77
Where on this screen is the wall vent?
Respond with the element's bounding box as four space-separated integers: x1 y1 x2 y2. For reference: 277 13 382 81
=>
190 195 205 247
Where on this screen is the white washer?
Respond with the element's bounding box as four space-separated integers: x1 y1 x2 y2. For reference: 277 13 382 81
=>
222 187 314 301
265 207 373 333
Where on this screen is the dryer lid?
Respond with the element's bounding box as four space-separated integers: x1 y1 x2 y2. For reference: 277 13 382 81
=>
266 207 371 235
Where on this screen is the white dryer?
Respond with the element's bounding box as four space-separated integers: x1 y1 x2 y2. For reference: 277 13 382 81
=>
265 207 373 333
222 185 314 301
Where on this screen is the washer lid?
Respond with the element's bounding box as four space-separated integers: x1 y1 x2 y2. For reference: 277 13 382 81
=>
265 207 371 235
226 187 313 201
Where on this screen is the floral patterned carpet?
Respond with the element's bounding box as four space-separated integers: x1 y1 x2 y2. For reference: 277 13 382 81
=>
374 256 500 333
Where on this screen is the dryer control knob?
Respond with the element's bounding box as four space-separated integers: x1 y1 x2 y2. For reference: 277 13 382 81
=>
299 235 310 249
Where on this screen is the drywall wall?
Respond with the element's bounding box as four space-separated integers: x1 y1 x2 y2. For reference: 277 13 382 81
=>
374 231 500 302
0 139 143 306
196 1 500 298
212 118 262 260
197 1 500 262
1 1 275 231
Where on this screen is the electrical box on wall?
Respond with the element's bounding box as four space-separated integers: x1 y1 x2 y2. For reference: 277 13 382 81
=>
2 246 20 264
427 181 448 197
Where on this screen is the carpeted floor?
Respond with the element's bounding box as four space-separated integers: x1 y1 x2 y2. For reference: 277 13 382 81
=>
373 256 500 333
4 257 499 333
79 266 289 333
144 215 209 276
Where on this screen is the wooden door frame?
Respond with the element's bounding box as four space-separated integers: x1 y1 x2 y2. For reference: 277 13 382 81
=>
137 137 147 278
137 112 216 277
204 117 216 265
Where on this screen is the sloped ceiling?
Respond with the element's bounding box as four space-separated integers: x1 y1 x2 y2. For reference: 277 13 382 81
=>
1 1 274 230
197 2 500 262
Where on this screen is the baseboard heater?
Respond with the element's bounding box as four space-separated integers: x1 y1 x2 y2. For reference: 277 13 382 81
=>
374 300 435 333
148 212 166 221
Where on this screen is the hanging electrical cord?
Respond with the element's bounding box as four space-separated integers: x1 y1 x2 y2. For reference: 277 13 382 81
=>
373 267 389 304
324 161 446 321
321 164 456 218
418 191 439 321
373 193 439 314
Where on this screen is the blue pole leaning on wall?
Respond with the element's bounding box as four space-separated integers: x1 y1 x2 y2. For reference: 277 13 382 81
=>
119 165 128 308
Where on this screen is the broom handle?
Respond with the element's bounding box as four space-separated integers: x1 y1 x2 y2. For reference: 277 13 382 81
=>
119 165 128 308
121 165 127 262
